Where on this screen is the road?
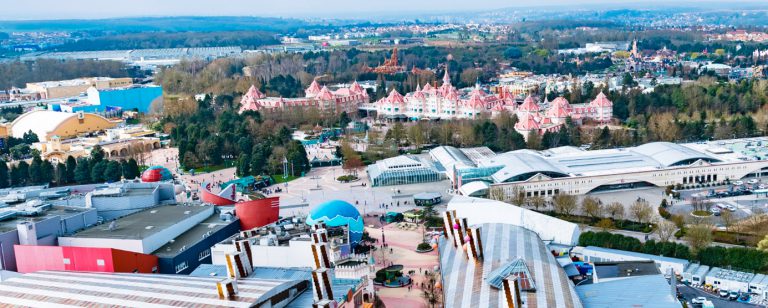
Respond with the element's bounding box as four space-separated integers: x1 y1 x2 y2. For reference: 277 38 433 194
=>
678 284 761 307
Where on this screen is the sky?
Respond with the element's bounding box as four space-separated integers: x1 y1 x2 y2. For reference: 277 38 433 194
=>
1 0 765 20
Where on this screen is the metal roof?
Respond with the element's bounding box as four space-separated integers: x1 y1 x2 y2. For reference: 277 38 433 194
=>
582 246 690 266
631 142 721 167
576 274 679 308
440 223 583 308
490 151 569 183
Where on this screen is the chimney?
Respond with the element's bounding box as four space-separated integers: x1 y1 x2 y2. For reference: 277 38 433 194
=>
442 210 456 247
224 251 252 279
234 240 254 269
216 278 238 299
17 221 38 246
502 275 523 308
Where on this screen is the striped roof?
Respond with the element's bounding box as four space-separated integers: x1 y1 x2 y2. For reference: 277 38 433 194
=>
439 223 583 308
0 271 307 308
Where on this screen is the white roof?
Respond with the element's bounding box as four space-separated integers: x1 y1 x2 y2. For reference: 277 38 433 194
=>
447 195 580 245
459 181 490 196
11 110 77 140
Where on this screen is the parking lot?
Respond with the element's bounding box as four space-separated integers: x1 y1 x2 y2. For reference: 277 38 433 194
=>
678 283 761 307
667 177 768 224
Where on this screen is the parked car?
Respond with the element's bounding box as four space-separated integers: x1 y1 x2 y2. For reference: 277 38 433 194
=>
748 179 760 184
734 181 744 186
710 207 721 216
738 293 751 302
719 289 730 297
716 203 728 209
725 204 737 212
729 291 739 301
691 297 707 304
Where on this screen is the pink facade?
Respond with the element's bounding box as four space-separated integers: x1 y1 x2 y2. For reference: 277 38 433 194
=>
515 93 613 139
239 80 369 114
14 245 158 274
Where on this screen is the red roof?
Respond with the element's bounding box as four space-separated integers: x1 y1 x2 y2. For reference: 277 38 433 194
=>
317 86 335 100
387 89 405 104
306 80 321 95
590 92 613 107
515 113 540 130
349 81 364 94
518 96 540 112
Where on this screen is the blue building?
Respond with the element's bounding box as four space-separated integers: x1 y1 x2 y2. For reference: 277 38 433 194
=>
153 214 241 275
86 85 162 113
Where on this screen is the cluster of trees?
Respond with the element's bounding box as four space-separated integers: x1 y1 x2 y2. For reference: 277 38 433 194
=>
161 96 310 177
51 31 278 51
0 146 140 188
580 230 768 273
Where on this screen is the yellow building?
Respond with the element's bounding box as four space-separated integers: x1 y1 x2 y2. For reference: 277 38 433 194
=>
25 77 133 99
11 110 119 141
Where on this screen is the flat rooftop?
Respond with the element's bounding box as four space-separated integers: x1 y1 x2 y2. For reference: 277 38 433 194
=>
0 206 92 233
593 261 661 279
153 214 237 257
68 205 210 240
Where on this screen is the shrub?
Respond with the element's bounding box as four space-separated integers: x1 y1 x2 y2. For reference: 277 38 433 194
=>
658 206 671 219
336 175 358 182
417 242 432 251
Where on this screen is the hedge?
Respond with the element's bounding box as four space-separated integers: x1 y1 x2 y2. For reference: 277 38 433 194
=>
579 231 768 273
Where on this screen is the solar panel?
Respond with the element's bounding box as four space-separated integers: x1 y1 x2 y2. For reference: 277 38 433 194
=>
486 258 536 292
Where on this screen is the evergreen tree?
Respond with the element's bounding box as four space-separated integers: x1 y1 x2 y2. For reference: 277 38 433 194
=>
65 156 77 184
104 160 122 182
74 157 91 184
236 154 251 177
54 163 67 186
13 161 29 187
127 158 140 179
41 160 54 185
28 154 43 184
90 145 105 164
0 159 9 188
91 160 109 183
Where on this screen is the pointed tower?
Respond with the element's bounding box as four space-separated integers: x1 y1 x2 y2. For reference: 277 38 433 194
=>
442 63 451 86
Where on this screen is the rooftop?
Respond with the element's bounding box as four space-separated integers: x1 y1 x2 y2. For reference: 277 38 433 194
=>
0 205 92 233
153 214 238 257
439 223 582 308
582 246 690 266
68 205 211 240
576 274 679 308
0 270 306 308
593 261 661 280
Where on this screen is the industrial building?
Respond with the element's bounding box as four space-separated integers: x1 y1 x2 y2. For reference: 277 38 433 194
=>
24 77 132 99
13 245 158 274
578 246 690 276
0 270 308 307
58 205 240 274
83 181 178 220
7 110 118 141
0 204 98 271
577 261 679 308
211 217 315 269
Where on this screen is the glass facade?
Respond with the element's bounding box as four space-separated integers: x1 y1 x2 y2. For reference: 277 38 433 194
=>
369 166 443 186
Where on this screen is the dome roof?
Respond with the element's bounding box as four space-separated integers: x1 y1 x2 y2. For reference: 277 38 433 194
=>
306 200 364 245
141 166 173 182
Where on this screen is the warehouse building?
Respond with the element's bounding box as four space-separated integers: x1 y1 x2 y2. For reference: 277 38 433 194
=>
83 181 178 220
578 246 689 276
0 270 308 307
13 245 158 274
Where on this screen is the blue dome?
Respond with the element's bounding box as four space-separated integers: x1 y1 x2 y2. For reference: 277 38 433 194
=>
306 200 364 246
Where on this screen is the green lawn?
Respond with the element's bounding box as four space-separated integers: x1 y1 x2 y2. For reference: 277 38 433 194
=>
182 160 235 174
270 174 299 184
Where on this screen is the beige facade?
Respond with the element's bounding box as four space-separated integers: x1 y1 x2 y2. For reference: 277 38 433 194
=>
491 160 768 198
35 136 161 164
25 77 132 99
11 110 119 141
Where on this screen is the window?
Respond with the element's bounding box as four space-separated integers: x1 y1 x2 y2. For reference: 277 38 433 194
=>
199 249 211 261
96 259 105 266
175 261 189 273
62 258 71 265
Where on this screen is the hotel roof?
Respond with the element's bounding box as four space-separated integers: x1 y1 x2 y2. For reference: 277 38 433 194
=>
439 223 583 308
0 270 307 308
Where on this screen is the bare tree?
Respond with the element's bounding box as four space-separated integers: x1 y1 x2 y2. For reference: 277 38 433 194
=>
581 196 603 220
529 195 546 211
720 210 738 232
553 193 578 217
606 202 625 221
421 270 442 308
685 224 713 253
511 186 526 206
629 199 653 225
656 219 677 242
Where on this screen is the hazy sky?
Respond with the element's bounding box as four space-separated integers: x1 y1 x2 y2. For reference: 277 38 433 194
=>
1 0 765 20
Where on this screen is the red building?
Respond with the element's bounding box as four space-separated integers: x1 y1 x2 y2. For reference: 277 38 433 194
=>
14 245 158 274
235 197 280 230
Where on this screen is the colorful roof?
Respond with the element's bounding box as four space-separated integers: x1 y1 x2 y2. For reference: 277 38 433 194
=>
589 92 613 107
349 81 364 94
518 96 540 112
317 86 335 100
140 166 173 182
387 89 405 104
306 200 363 245
515 113 540 131
306 80 321 95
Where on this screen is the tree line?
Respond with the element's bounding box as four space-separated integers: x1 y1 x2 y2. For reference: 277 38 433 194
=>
0 146 140 188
